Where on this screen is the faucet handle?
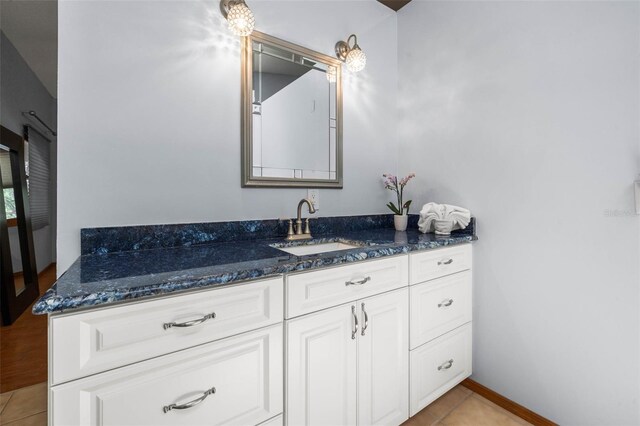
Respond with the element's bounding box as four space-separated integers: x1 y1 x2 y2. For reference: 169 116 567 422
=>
304 218 311 235
287 219 294 237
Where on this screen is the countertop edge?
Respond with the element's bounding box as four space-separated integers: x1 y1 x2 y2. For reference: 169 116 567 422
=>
33 236 475 316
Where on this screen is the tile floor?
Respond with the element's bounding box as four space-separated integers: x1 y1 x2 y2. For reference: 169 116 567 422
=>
0 382 47 425
0 382 531 426
402 385 532 426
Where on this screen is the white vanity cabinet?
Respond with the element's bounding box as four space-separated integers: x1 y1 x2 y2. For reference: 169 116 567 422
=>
410 323 472 415
52 324 283 426
49 277 285 426
285 255 408 319
356 288 409 426
285 256 410 426
408 245 473 416
285 303 358 426
49 244 474 426
50 278 283 385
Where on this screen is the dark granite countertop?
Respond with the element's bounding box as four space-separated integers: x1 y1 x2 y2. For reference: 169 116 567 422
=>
33 217 476 315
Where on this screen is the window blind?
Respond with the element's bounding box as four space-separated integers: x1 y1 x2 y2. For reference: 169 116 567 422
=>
27 132 50 230
0 150 12 188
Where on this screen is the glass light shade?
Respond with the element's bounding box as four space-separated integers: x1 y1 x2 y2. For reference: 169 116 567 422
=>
227 3 255 36
326 66 337 83
345 47 366 72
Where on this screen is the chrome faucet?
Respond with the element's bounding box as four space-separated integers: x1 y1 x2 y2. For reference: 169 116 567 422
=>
286 199 317 241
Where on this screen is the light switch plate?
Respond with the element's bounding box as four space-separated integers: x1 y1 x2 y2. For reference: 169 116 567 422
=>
307 189 320 210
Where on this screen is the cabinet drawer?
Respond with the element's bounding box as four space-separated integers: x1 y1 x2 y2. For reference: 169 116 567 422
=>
410 271 472 349
409 323 472 416
51 277 283 384
410 245 472 285
285 256 408 318
51 324 283 426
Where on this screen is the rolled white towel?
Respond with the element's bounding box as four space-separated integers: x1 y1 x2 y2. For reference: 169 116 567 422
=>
417 202 443 233
442 204 471 230
418 202 471 233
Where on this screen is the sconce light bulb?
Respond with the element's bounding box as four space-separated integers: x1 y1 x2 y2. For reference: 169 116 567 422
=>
227 2 255 37
326 66 337 83
345 47 366 73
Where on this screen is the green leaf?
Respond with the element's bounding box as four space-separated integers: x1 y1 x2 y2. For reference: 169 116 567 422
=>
386 202 402 215
403 200 412 214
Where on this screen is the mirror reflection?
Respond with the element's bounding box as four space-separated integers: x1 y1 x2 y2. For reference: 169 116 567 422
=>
243 32 342 188
0 148 25 296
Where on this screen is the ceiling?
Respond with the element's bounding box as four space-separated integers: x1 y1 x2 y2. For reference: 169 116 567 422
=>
377 0 412 12
1 0 58 98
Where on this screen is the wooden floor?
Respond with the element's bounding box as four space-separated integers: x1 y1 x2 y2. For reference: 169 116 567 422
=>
0 264 56 393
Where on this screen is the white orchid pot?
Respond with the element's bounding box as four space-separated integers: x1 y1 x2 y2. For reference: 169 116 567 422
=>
394 214 408 232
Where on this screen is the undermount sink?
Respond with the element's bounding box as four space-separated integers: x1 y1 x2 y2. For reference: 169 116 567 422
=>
273 242 360 256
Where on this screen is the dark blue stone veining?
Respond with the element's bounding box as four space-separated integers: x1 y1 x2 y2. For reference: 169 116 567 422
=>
34 215 476 315
80 214 412 255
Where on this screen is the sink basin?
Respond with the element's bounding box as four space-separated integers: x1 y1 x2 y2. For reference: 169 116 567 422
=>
274 242 360 256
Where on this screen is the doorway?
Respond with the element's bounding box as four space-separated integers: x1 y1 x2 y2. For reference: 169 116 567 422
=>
0 0 58 393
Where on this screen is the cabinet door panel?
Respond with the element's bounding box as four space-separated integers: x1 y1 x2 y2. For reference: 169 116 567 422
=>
286 256 408 318
259 414 283 426
410 271 472 349
409 323 472 416
358 288 409 426
409 245 471 285
286 304 357 426
52 324 283 426
51 277 283 384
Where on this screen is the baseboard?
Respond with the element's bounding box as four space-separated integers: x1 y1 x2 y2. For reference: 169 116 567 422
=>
461 378 557 426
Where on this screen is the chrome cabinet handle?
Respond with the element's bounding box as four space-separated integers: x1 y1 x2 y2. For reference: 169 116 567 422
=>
163 387 216 413
163 312 216 330
345 276 371 286
351 305 359 340
438 359 454 371
438 299 454 308
438 258 454 266
361 303 369 336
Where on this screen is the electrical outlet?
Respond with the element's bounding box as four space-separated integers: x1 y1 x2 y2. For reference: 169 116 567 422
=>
307 189 320 210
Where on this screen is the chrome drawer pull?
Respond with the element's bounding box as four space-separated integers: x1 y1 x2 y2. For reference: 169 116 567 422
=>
438 299 454 308
163 387 216 413
361 303 369 336
345 276 371 286
438 258 454 266
438 359 454 371
351 305 359 340
163 312 216 330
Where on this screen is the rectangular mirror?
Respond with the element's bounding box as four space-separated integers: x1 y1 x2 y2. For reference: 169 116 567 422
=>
242 31 343 188
1 126 40 325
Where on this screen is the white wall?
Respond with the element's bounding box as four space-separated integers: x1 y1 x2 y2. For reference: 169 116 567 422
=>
398 1 640 424
1 31 57 273
57 0 398 272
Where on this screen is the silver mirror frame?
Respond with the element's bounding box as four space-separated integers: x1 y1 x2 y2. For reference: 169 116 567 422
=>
241 31 344 188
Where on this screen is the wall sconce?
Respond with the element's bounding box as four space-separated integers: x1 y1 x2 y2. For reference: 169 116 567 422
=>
335 34 366 73
220 0 255 36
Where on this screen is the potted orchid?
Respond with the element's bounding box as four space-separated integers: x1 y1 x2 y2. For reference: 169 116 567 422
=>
383 173 416 231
